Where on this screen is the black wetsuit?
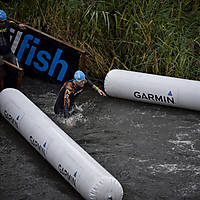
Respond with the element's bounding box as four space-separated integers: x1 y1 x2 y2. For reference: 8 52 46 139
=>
0 20 21 89
54 79 93 118
0 20 20 63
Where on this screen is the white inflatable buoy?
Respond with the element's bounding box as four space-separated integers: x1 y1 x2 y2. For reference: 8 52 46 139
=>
0 88 123 200
104 69 200 111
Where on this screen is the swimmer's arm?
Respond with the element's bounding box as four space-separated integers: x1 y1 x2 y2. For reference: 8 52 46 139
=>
9 20 26 30
63 88 72 118
87 80 106 96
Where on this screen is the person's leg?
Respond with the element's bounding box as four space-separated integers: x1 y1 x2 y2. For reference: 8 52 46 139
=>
3 53 18 88
0 67 5 91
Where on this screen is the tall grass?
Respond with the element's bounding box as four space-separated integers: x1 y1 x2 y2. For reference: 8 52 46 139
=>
2 0 200 80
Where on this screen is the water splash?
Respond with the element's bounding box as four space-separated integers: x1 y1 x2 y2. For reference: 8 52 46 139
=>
65 113 87 128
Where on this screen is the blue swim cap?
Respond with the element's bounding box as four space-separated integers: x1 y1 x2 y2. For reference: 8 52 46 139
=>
74 70 85 81
0 10 7 20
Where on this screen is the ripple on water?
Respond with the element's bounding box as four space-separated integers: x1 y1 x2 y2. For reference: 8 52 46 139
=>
168 132 200 155
148 163 200 175
177 182 200 198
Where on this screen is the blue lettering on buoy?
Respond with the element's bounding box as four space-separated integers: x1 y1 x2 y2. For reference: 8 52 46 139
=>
58 163 77 187
43 142 47 148
29 136 47 157
74 171 77 177
168 91 173 96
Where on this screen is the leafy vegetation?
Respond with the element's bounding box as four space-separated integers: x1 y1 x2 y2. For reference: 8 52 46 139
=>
2 0 200 80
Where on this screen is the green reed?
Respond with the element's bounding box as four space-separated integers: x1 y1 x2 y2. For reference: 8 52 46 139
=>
2 0 200 80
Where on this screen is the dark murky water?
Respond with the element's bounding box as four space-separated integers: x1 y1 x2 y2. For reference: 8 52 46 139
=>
0 77 200 200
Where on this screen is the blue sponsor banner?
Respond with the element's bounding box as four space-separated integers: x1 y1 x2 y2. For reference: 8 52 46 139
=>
10 22 85 83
